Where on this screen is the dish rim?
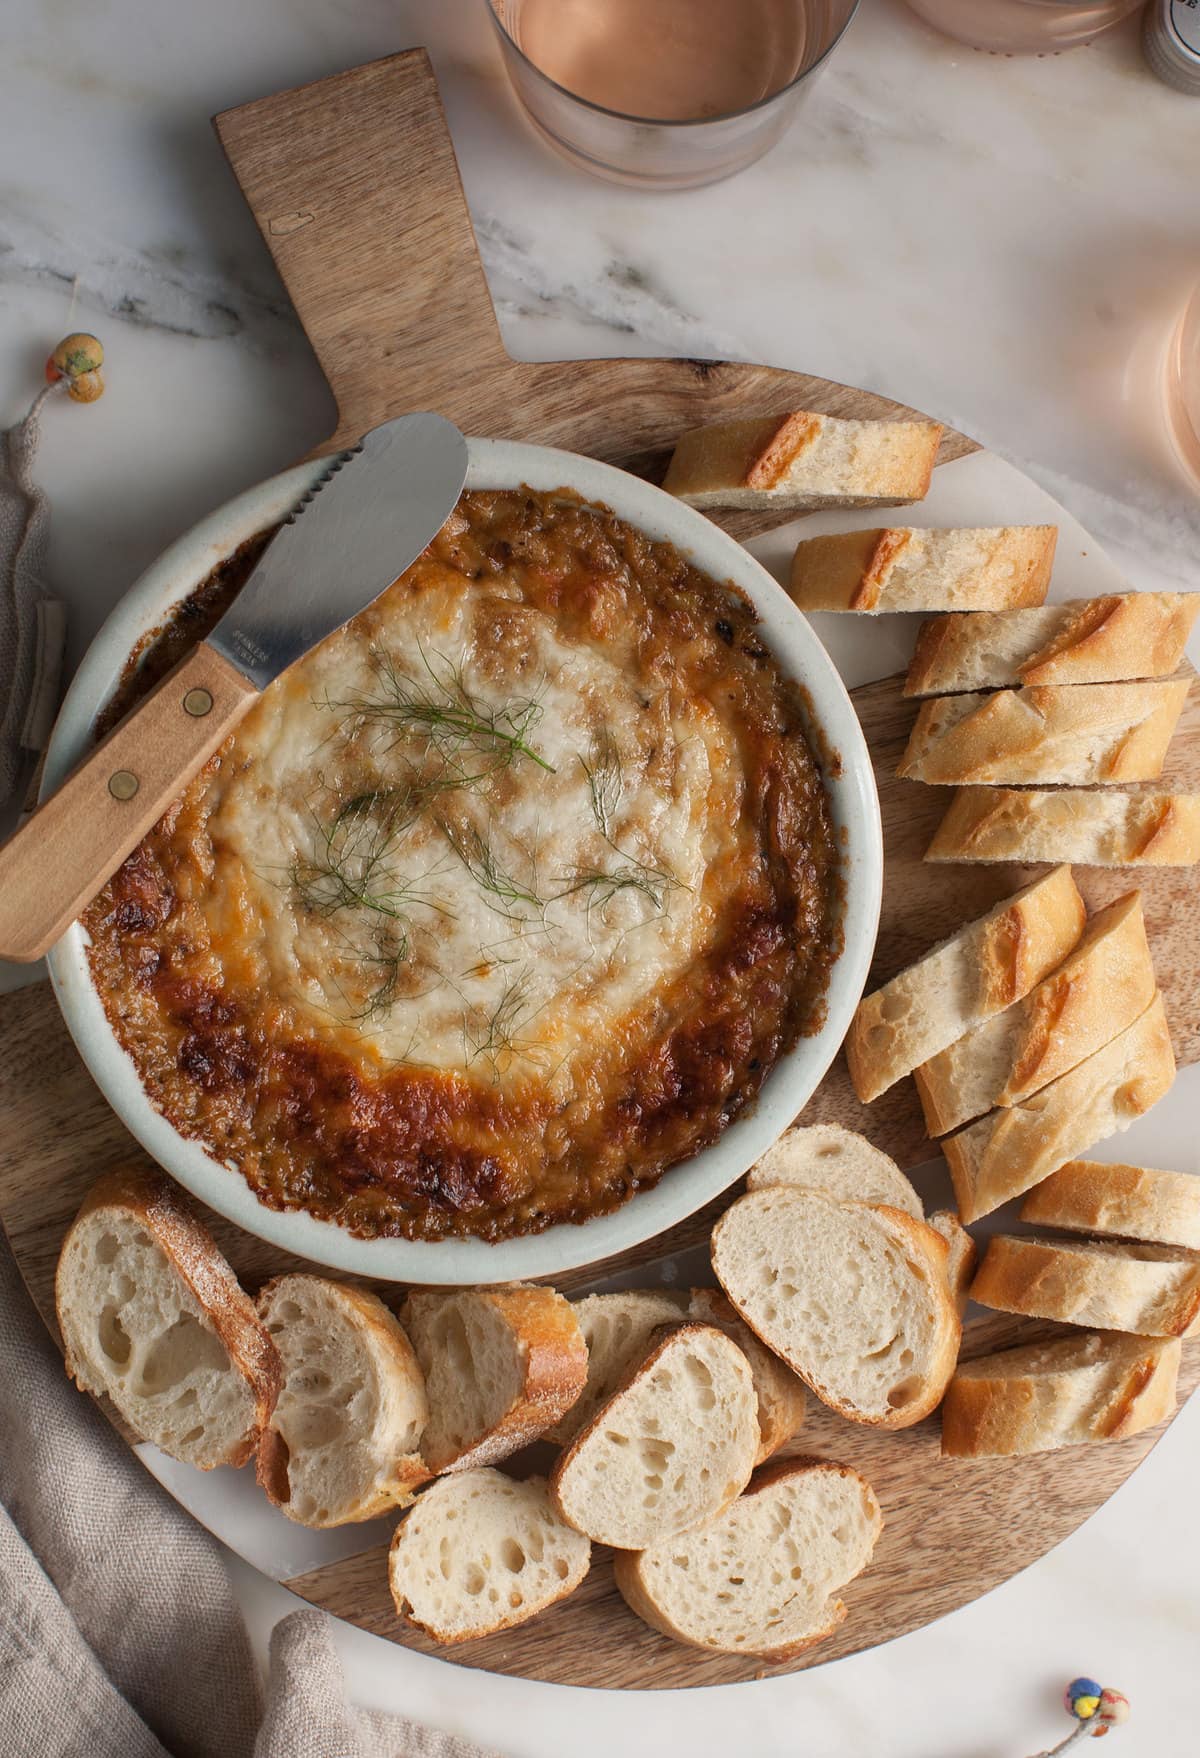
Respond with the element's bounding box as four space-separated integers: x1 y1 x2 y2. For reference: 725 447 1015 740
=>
44 437 882 1284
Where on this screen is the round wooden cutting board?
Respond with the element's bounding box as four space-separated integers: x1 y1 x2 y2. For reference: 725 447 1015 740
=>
0 49 1195 1690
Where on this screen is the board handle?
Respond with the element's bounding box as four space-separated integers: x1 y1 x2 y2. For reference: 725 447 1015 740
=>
215 50 512 448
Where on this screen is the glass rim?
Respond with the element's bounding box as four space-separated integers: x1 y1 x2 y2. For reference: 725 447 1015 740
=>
485 0 861 131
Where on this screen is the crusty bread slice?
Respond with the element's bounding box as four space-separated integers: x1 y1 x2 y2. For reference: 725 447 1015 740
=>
403 1287 587 1475
845 865 1086 1104
662 410 941 512
614 1458 882 1660
941 1330 1180 1457
711 1188 961 1428
897 679 1190 786
914 891 1155 1136
544 1290 689 1447
788 526 1055 614
1021 1159 1200 1251
388 1470 590 1643
925 786 1200 867
745 1122 923 1218
55 1166 279 1470
687 1288 807 1463
549 1324 759 1549
905 594 1200 696
255 1275 428 1526
970 1234 1200 1338
943 992 1175 1223
927 1211 978 1316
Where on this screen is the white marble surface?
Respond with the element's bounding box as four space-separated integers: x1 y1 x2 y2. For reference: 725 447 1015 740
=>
3 0 1199 1750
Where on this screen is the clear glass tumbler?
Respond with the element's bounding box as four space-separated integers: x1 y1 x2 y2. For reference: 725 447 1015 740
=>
486 0 860 190
903 0 1144 54
1165 284 1200 487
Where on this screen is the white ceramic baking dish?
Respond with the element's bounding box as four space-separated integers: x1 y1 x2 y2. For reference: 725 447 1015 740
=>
43 438 882 1284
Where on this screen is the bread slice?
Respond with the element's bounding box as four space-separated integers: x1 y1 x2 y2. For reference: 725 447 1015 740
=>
661 410 942 512
846 865 1086 1104
788 526 1055 614
614 1458 882 1660
687 1287 807 1463
1021 1159 1200 1251
943 992 1176 1223
914 891 1155 1136
745 1122 923 1218
711 1188 961 1428
905 594 1200 695
927 1211 978 1315
255 1275 428 1526
388 1470 590 1643
941 1330 1180 1457
544 1290 689 1447
970 1234 1200 1337
55 1166 279 1470
549 1324 759 1549
897 679 1190 786
403 1287 587 1474
925 786 1200 867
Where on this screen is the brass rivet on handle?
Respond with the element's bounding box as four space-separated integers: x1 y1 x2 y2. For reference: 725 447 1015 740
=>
183 687 214 717
108 770 139 801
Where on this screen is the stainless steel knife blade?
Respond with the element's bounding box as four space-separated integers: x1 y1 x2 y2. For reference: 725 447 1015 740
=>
208 412 468 691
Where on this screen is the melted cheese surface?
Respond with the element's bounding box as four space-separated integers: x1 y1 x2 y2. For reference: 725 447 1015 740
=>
202 558 743 1093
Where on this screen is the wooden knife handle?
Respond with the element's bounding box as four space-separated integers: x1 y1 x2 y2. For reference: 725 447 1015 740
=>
0 644 257 963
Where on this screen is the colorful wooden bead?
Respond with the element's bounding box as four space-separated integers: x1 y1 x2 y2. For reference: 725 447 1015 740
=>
45 332 104 381
1096 1689 1130 1729
1065 1678 1104 1720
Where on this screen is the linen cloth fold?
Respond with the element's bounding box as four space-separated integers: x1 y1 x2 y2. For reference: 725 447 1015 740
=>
0 1235 501 1758
0 391 67 807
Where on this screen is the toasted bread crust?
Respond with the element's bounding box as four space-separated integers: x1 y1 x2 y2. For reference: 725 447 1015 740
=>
1020 1159 1200 1251
845 866 1086 1103
57 1164 280 1468
970 1234 1200 1338
943 994 1176 1223
898 679 1191 787
925 786 1200 867
662 410 942 509
404 1285 588 1474
914 892 1154 1135
687 1287 807 1462
905 594 1200 696
941 1333 1180 1457
792 525 1054 615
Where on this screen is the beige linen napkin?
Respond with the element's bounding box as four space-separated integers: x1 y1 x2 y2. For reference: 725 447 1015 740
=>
0 392 67 808
0 1235 501 1758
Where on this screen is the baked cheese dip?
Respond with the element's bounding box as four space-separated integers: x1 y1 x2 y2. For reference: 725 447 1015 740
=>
84 489 840 1241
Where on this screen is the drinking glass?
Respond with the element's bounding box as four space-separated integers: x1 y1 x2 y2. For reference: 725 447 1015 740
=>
1165 284 1200 487
486 0 860 190
904 0 1144 54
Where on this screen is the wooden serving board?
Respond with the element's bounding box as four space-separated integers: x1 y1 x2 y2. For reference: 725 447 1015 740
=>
1 50 1196 1689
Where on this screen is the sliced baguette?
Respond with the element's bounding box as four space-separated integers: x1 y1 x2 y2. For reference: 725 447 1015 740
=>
970 1234 1200 1338
403 1286 587 1474
927 1211 978 1316
662 410 942 512
1021 1159 1200 1251
941 1330 1180 1457
687 1287 807 1463
388 1470 590 1643
544 1290 689 1447
897 679 1190 786
55 1166 279 1470
255 1275 428 1526
745 1122 923 1218
925 786 1200 867
788 526 1055 614
846 865 1086 1103
549 1324 759 1549
614 1458 882 1660
905 594 1200 695
943 992 1176 1223
914 891 1155 1136
711 1187 961 1428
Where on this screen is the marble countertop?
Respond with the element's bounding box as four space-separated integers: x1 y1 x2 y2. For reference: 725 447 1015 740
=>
3 0 1198 1750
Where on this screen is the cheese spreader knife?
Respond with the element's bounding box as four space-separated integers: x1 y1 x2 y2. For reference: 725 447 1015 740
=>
0 413 468 963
